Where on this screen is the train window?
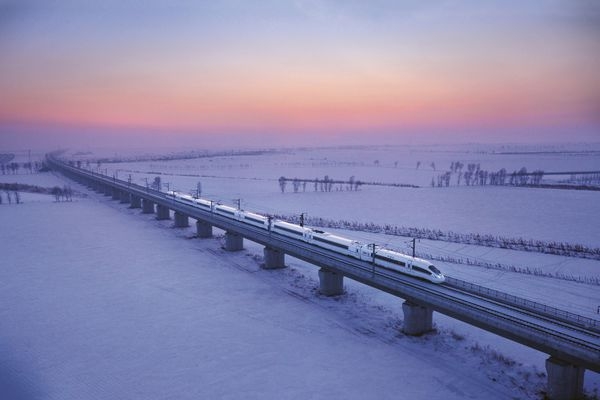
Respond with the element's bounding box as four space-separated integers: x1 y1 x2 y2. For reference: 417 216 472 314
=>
313 236 348 249
375 255 405 267
428 265 441 275
412 266 432 275
275 225 303 236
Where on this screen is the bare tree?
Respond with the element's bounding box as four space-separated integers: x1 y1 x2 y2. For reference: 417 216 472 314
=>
152 176 161 191
278 176 287 193
292 178 300 193
51 186 62 202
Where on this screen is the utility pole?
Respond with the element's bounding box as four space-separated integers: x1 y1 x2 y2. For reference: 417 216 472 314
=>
370 243 377 277
411 238 416 258
234 198 241 210
300 212 305 227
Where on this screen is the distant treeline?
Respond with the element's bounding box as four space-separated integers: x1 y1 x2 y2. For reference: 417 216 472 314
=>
0 161 47 174
417 251 600 286
278 175 419 193
0 183 76 202
273 213 600 261
432 161 600 190
80 149 284 165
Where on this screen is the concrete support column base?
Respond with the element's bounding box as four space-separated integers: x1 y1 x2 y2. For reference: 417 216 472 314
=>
318 268 344 296
104 187 112 196
263 247 285 269
402 301 433 336
174 212 189 227
196 220 213 238
224 231 243 251
142 199 155 214
130 196 141 209
545 357 584 400
156 204 170 220
111 189 120 200
119 191 130 204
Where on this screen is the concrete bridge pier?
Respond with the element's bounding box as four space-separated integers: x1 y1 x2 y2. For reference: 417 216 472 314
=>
142 199 155 214
545 357 584 400
224 231 243 251
263 247 285 269
156 204 170 220
402 301 433 335
119 191 130 204
196 220 213 238
104 186 112 196
130 196 141 209
174 212 189 227
318 268 344 296
111 188 120 200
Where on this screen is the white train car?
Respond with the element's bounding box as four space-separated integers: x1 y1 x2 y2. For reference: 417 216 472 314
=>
193 197 214 212
168 191 214 212
374 249 445 283
310 229 363 258
165 190 445 284
215 204 241 220
272 220 312 240
240 211 269 229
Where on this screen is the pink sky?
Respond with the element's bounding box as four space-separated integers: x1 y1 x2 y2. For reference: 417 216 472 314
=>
1 1 598 149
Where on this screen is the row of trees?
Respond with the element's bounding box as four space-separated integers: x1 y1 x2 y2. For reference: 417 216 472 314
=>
274 213 600 260
432 163 545 187
1 161 44 175
0 183 75 203
77 149 273 165
0 190 21 204
278 175 419 193
565 173 600 186
51 186 74 202
417 251 600 286
279 175 363 193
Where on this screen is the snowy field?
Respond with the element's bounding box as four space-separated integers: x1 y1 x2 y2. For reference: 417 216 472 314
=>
1 143 599 398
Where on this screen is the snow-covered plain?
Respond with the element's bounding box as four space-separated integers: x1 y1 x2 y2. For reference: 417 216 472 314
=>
1 144 599 398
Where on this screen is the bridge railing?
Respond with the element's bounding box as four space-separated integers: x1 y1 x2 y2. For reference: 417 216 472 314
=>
446 276 600 332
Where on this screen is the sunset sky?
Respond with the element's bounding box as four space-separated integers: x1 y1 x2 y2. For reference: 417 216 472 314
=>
1 0 599 149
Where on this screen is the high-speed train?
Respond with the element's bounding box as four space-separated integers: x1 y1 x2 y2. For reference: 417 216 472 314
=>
167 191 445 284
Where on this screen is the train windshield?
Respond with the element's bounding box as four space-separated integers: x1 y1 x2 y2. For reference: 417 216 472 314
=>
428 265 442 275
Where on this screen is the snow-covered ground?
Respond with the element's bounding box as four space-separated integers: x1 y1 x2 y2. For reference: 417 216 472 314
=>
1 144 599 398
88 144 600 246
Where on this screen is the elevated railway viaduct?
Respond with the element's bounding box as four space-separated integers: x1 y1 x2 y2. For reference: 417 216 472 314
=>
48 154 600 400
